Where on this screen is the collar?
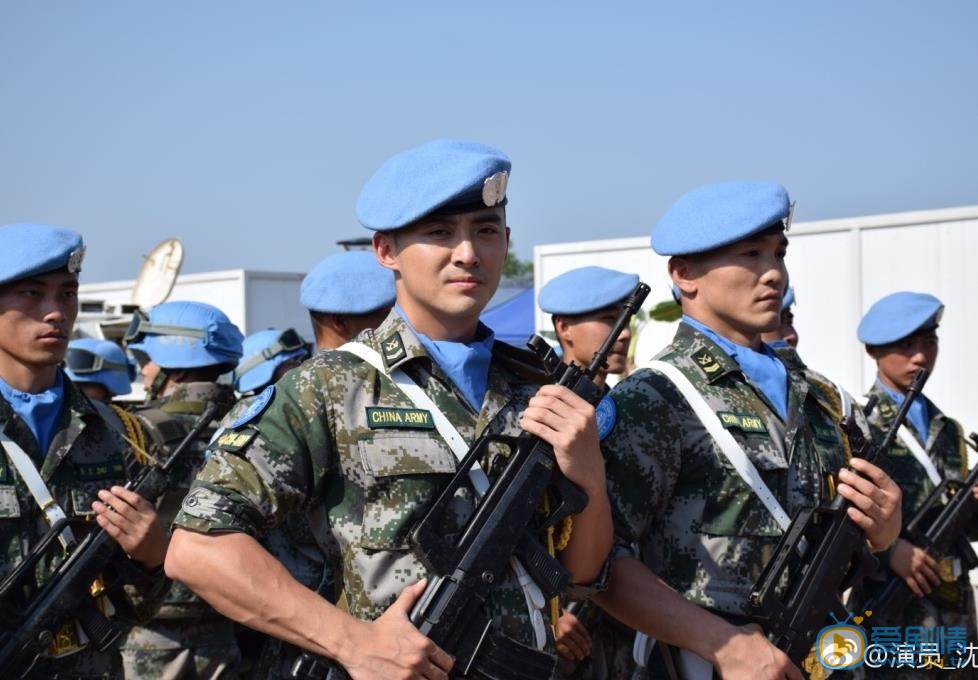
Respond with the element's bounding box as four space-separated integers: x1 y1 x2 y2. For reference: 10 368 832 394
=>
672 320 743 383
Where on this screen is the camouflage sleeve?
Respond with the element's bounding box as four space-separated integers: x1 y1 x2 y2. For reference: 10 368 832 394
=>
173 366 334 537
600 369 682 562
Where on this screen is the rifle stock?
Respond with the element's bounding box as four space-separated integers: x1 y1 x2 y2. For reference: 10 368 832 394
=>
0 403 218 677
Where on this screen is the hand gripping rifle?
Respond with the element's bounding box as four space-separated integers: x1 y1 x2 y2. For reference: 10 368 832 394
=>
0 403 218 677
861 432 978 625
747 368 929 665
407 281 648 679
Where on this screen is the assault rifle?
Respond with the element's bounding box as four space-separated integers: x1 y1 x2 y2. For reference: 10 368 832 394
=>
861 432 978 624
409 281 648 679
0 403 218 677
748 368 929 665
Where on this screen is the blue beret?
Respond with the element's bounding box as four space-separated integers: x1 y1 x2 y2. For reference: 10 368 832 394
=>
356 139 511 231
65 338 133 396
300 251 396 314
783 286 796 309
539 267 639 315
652 182 791 256
0 224 85 286
858 291 944 345
234 328 310 393
127 301 244 370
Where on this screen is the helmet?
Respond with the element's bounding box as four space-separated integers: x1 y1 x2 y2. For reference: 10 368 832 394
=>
65 338 134 396
233 328 310 393
125 301 244 370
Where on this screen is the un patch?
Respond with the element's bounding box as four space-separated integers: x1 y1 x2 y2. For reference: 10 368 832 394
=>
230 385 274 430
595 395 618 441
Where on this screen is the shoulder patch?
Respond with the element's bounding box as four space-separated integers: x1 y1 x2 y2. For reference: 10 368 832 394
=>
230 385 274 430
216 427 259 453
381 332 407 365
596 395 618 441
691 348 724 376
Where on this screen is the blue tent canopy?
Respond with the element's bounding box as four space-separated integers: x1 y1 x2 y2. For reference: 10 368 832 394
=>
481 287 535 347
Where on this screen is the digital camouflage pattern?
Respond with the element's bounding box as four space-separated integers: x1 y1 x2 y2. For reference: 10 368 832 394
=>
174 311 565 670
0 374 149 678
121 381 240 680
215 395 337 679
862 383 978 679
597 323 861 678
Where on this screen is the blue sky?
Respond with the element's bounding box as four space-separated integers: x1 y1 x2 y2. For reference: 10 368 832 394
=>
2 2 975 283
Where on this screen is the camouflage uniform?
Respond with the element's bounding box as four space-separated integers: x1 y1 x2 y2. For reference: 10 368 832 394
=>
216 396 336 680
597 323 858 678
861 384 978 679
0 375 153 679
120 382 240 680
174 311 569 675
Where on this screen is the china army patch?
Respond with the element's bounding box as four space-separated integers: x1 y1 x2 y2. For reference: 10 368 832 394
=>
365 407 434 430
717 411 767 434
216 427 259 453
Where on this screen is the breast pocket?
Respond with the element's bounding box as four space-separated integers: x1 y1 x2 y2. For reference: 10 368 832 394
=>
699 448 788 538
357 432 458 550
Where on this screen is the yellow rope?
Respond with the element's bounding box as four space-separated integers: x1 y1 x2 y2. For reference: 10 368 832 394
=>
540 493 576 638
110 405 155 466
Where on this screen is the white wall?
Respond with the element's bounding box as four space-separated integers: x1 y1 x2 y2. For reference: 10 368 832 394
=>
79 269 309 337
535 205 978 436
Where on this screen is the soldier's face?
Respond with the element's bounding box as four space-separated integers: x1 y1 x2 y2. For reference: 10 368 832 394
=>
869 330 938 393
375 207 509 339
556 303 631 378
0 271 78 372
674 231 787 346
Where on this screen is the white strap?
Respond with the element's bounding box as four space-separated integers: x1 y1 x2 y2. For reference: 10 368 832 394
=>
829 379 853 422
632 631 655 668
340 342 548 649
897 425 942 486
0 429 76 549
647 360 792 531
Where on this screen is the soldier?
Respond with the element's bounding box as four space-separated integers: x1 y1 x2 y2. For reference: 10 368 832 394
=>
539 266 637 391
301 250 396 352
592 182 903 679
64 337 136 403
858 291 978 677
0 223 168 678
121 301 244 679
760 286 798 349
538 265 639 679
165 138 613 680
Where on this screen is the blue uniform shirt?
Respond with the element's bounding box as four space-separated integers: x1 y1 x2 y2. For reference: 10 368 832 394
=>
0 371 65 456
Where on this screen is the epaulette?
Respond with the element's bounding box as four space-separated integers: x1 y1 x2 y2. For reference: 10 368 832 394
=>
491 340 553 385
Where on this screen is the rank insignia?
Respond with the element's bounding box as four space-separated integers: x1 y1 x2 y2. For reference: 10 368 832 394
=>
381 333 407 365
692 348 723 375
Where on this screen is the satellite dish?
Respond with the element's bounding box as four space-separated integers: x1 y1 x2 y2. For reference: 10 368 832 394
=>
132 238 184 310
